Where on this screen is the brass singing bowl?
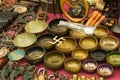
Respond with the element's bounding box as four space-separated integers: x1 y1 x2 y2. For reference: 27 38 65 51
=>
71 48 88 61
44 51 65 70
91 49 107 62
55 37 77 55
64 58 81 73
93 25 109 39
25 46 46 64
48 18 69 36
97 64 113 77
82 59 98 73
69 29 87 40
106 51 120 67
79 36 98 51
100 36 119 51
37 33 55 49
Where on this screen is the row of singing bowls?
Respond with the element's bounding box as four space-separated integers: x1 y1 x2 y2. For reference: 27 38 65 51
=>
82 59 113 77
79 35 119 51
55 37 77 55
69 25 109 40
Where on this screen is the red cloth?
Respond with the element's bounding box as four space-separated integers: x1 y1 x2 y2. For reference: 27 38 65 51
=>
13 3 120 79
14 13 120 80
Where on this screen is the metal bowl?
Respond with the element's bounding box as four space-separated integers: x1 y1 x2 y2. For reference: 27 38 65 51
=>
44 51 65 70
69 29 87 40
25 20 48 34
13 32 37 47
111 24 120 34
71 48 88 61
100 36 119 51
79 36 98 51
8 49 25 61
37 33 55 49
91 49 107 62
93 25 109 39
25 46 46 64
102 18 117 28
97 64 113 77
64 58 81 73
55 37 77 55
48 18 69 36
106 51 120 67
82 59 98 73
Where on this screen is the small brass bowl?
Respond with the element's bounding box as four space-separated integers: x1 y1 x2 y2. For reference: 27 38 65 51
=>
44 51 65 70
91 49 107 62
97 64 113 77
37 33 55 49
106 51 120 67
79 36 98 51
93 25 109 39
69 29 87 40
64 58 81 73
55 37 77 55
71 48 88 61
25 46 46 64
48 18 69 36
100 36 119 51
82 59 98 73
102 18 117 28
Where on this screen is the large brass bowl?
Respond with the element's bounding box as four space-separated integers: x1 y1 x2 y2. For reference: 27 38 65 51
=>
106 51 120 67
25 20 48 34
97 64 113 77
37 33 55 49
93 25 109 39
64 58 81 73
100 36 119 51
71 48 88 61
79 36 98 51
44 51 65 70
69 29 87 40
55 37 77 55
13 32 37 47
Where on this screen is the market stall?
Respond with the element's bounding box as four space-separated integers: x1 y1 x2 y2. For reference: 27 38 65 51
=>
0 0 120 80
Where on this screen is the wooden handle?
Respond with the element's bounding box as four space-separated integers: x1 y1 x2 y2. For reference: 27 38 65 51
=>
89 12 102 26
95 15 106 26
85 11 99 26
